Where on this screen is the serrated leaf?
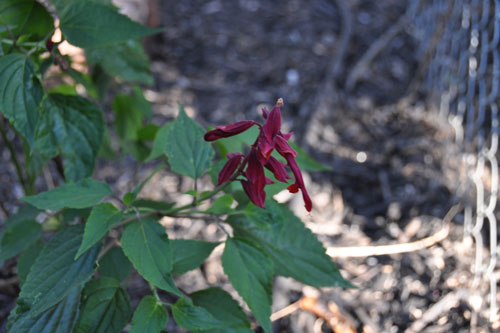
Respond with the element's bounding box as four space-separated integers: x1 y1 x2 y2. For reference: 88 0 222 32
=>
59 1 161 48
229 200 351 288
21 178 112 210
98 246 131 282
205 194 234 215
130 296 168 333
121 219 181 296
9 284 82 333
17 224 100 318
172 298 225 331
34 94 105 181
87 39 154 84
75 203 123 259
147 122 172 161
222 238 273 333
191 287 251 332
165 104 214 178
171 239 219 275
0 219 41 260
0 0 54 39
17 241 44 287
74 277 132 333
0 54 43 147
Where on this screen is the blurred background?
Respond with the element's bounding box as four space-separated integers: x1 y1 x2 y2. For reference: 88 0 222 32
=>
2 0 500 332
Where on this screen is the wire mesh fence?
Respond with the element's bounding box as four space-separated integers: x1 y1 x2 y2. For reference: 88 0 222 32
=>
409 0 500 323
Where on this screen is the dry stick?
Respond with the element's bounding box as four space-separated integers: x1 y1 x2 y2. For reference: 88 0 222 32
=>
345 15 406 91
271 300 301 322
327 204 462 258
405 288 469 333
299 0 352 136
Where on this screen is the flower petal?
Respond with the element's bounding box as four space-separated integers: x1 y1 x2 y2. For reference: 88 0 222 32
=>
264 156 290 182
204 121 258 141
285 155 312 212
217 152 244 185
257 131 274 163
262 106 281 143
241 180 266 208
275 135 297 158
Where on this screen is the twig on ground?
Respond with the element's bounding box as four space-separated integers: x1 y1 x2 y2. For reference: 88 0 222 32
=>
405 288 469 333
271 300 301 322
327 204 461 258
346 15 406 91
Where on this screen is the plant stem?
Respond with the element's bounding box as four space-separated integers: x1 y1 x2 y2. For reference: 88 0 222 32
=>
149 283 162 303
0 119 30 195
97 238 119 261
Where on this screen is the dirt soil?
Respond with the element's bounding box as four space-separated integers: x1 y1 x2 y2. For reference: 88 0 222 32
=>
0 0 496 332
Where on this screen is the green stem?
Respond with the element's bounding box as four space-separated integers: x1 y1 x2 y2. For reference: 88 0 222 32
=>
0 119 30 195
26 28 55 56
149 283 162 303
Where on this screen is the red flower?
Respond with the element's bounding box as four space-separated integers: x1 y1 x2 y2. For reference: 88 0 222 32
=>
204 99 312 212
264 156 290 182
204 120 258 141
217 152 244 185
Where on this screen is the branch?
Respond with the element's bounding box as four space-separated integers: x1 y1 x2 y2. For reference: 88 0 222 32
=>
327 204 461 258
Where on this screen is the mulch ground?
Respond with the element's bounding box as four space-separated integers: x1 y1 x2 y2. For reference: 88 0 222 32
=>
1 0 497 332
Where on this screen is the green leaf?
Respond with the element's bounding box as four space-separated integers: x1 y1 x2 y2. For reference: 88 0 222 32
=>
34 94 105 181
17 224 100 318
17 241 44 287
130 296 168 333
61 207 92 223
222 238 273 333
0 219 41 260
21 178 112 210
290 142 332 172
121 219 181 296
98 246 131 282
87 40 154 84
171 239 219 275
147 122 172 161
137 124 158 141
165 104 214 178
59 1 161 48
124 163 164 206
75 203 123 259
229 201 351 288
74 277 132 333
172 298 225 331
191 287 251 332
9 284 82 333
0 0 54 39
2 204 40 227
205 194 234 215
0 54 43 147
112 93 144 141
130 199 175 212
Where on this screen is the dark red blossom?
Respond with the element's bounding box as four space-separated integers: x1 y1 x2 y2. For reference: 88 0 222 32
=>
204 98 312 212
217 152 244 185
204 121 258 141
264 156 290 182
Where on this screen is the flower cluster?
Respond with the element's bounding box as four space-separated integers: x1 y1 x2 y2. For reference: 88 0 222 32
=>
204 99 312 212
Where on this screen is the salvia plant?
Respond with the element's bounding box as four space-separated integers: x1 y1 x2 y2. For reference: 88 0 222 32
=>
0 1 351 332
